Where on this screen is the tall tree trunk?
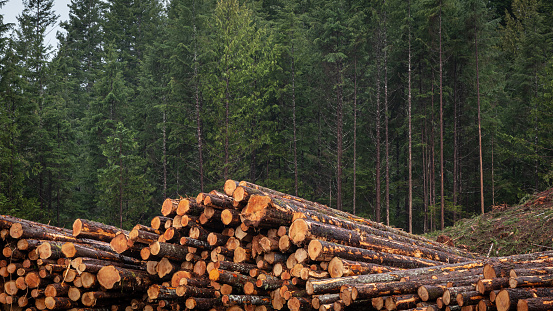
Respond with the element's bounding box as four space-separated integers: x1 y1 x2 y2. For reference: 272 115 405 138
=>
375 48 382 223
119 139 123 229
336 59 344 211
224 57 230 181
384 3 390 226
193 5 204 192
291 42 298 197
439 1 445 230
162 108 167 199
353 57 358 215
407 0 413 233
453 57 458 222
475 25 484 214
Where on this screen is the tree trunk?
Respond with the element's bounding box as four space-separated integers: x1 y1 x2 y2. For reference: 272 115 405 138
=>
475 25 484 215
439 0 445 230
408 0 413 233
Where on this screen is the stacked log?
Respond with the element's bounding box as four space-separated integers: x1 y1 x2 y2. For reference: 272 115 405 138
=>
2 179 553 311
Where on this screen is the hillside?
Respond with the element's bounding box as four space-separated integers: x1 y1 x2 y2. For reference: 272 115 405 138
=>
428 188 553 257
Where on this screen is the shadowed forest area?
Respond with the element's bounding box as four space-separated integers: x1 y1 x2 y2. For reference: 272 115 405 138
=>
1 0 553 232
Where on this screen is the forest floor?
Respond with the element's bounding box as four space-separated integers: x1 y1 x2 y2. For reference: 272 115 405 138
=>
427 188 553 257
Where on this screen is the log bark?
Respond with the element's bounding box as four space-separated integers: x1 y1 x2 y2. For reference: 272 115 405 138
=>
150 241 189 261
177 199 204 216
456 291 485 306
328 257 399 278
510 275 553 289
308 240 440 268
496 288 553 311
306 260 484 295
290 218 468 263
176 284 218 298
517 297 553 311
81 291 128 307
97 265 154 290
44 296 76 310
73 219 127 242
151 216 172 230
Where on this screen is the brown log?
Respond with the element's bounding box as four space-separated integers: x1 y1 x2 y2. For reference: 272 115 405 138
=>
483 260 553 279
45 282 70 297
177 199 204 216
385 294 420 311
129 228 160 244
208 232 231 247
221 209 241 226
473 278 510 295
180 237 213 253
68 287 81 301
151 216 172 230
161 198 180 216
150 241 189 261
312 294 340 309
25 271 42 288
496 288 553 311
45 296 76 310
224 180 240 196
308 239 440 268
517 297 553 311
290 218 468 263
110 232 131 254
73 219 128 242
201 193 234 210
156 257 179 279
457 291 485 307
234 246 252 263
222 295 272 306
287 296 312 311
81 291 128 307
212 260 259 276
97 265 154 290
185 297 223 310
418 285 446 302
209 269 257 293
478 299 496 311
510 275 553 289
171 270 193 287
510 267 553 278
176 284 218 298
443 286 475 306
328 257 399 278
306 260 484 295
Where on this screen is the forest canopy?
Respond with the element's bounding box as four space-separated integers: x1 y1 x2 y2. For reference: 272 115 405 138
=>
1 0 552 233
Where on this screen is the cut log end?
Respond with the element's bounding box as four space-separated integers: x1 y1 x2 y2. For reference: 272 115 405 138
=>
72 219 83 237
224 180 239 196
289 219 308 245
308 240 322 261
97 265 121 289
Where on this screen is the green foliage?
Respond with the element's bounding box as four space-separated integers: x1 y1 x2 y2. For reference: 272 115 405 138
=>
3 0 553 234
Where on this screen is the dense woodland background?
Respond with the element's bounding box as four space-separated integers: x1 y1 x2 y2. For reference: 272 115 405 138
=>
1 0 552 233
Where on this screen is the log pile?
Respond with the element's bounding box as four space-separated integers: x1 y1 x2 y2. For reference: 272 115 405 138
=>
1 179 552 311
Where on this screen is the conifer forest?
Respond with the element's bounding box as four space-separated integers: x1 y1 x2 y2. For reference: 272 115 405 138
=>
0 0 552 233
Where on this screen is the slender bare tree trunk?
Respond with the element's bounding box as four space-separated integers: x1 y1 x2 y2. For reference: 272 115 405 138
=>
475 25 484 214
375 47 382 223
407 0 413 233
453 58 458 222
192 4 204 192
353 57 358 215
291 42 298 197
384 3 390 227
336 60 344 211
163 109 167 198
439 1 445 230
